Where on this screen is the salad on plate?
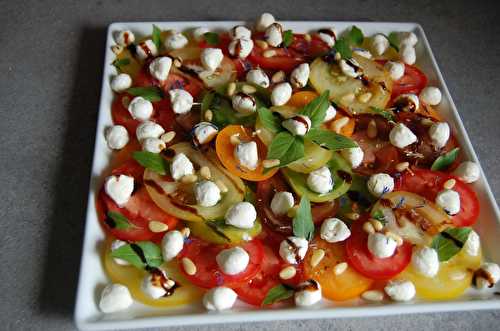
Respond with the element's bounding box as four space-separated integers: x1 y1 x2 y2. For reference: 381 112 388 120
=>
96 13 500 314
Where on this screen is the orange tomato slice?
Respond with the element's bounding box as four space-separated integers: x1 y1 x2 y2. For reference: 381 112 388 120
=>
327 113 355 137
287 91 319 108
304 237 373 301
216 125 278 181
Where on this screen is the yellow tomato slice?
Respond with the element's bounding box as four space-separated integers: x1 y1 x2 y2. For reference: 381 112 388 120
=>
103 239 203 307
215 125 278 181
304 238 374 301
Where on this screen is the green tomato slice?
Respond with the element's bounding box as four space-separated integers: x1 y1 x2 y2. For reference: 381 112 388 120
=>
186 218 263 245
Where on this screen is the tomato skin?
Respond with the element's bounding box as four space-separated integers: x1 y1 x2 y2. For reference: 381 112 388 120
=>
376 60 427 99
345 218 412 280
288 34 330 59
394 168 480 227
248 34 306 73
178 238 264 289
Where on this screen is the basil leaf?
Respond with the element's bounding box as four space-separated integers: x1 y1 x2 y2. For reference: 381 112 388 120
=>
348 26 364 46
431 227 472 262
203 32 220 46
133 151 169 175
299 90 330 128
107 211 133 230
370 106 395 121
111 241 163 269
305 128 357 150
152 24 162 50
202 91 256 128
126 86 163 102
283 30 294 47
258 107 282 133
262 284 294 306
112 58 130 70
266 132 305 167
293 195 314 241
386 32 399 52
333 38 352 59
431 148 460 171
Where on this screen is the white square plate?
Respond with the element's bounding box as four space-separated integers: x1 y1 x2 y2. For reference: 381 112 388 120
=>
74 21 500 330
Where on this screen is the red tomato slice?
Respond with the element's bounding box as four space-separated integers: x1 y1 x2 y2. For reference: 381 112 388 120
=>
248 34 306 73
394 168 480 227
346 218 412 280
390 63 427 99
288 33 330 59
178 238 264 288
97 160 179 242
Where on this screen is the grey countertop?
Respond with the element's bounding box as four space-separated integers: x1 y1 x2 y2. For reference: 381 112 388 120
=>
1 0 499 330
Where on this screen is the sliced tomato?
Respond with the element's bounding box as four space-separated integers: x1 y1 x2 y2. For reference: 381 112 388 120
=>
394 168 480 226
288 34 330 59
345 217 412 280
248 38 306 73
215 125 278 181
97 160 178 242
178 238 264 288
389 62 427 99
286 91 319 107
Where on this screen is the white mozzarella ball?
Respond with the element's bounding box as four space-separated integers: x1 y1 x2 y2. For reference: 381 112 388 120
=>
463 230 480 257
256 12 276 32
110 73 132 92
99 284 133 313
290 63 310 89
170 152 194 181
200 48 224 72
192 27 210 41
419 86 442 106
161 230 184 261
389 123 417 149
110 240 130 265
105 125 129 150
399 31 418 47
115 30 135 46
164 32 188 50
367 173 394 197
340 146 364 168
318 28 337 47
384 61 405 80
428 122 450 149
295 280 322 307
270 191 294 216
136 121 165 142
225 202 257 229
105 174 134 207
142 137 166 153
453 161 480 183
149 56 172 82
265 23 283 47
169 89 193 114
323 104 337 122
475 263 500 289
203 287 238 311
411 246 440 278
353 48 372 59
136 39 158 60
395 93 420 112
372 34 389 56
435 189 461 215
141 269 171 299
194 180 221 207
216 246 250 275
232 93 257 114
384 280 416 301
307 166 333 194
367 232 397 258
279 236 309 264
339 58 362 78
399 44 416 65
282 115 311 136
271 82 292 106
246 68 270 88
320 218 351 243
231 25 252 39
234 141 259 170
228 38 254 59
128 96 153 121
193 122 219 145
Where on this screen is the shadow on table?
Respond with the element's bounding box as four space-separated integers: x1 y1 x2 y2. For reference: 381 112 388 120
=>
38 26 107 318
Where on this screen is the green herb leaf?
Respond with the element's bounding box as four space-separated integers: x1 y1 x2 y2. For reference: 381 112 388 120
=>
348 26 364 46
202 91 256 127
133 151 169 175
293 195 314 241
370 106 395 121
283 30 294 47
371 209 387 225
299 90 330 128
262 284 294 306
126 86 163 102
386 32 399 52
258 107 282 133
111 241 163 269
203 32 220 46
431 227 472 262
266 132 305 168
333 38 352 59
112 58 130 70
305 128 357 151
431 148 460 171
152 24 162 50
107 211 133 230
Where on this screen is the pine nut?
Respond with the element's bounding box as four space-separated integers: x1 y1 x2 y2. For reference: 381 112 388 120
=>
227 82 237 97
199 166 211 180
180 227 191 238
241 84 257 94
310 249 325 268
335 52 342 61
346 212 360 221
341 93 355 104
271 70 286 83
333 262 348 275
449 270 467 281
173 57 182 68
148 221 168 233
443 178 456 190
363 221 375 234
204 109 213 121
279 266 297 280
367 119 378 139
358 92 373 103
331 116 350 133
160 131 176 144
385 231 403 246
395 161 410 172
361 290 384 302
111 45 124 54
181 174 198 183
255 40 269 50
165 279 176 288
336 75 347 83
263 49 277 58
230 133 241 145
181 257 197 275
304 33 312 42
215 180 228 193
286 205 299 218
370 219 384 232
263 159 280 168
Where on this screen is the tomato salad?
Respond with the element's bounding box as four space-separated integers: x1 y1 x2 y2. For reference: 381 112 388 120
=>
96 14 499 314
